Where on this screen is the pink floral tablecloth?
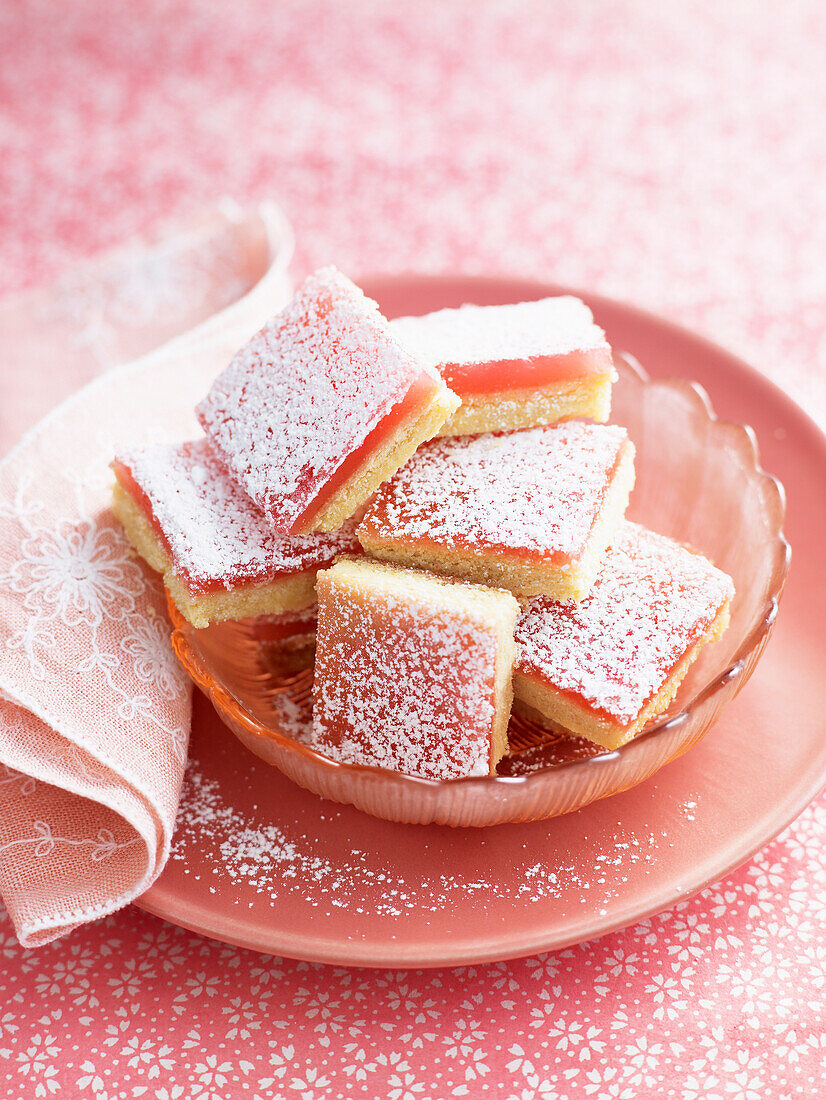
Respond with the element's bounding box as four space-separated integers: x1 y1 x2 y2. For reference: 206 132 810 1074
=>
1 2 825 1097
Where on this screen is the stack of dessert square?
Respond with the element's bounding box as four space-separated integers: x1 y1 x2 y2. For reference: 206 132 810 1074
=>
112 268 734 782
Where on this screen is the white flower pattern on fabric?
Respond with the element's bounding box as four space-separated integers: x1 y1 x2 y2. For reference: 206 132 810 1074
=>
0 764 36 796
2 480 188 766
8 519 145 628
120 613 188 702
2 506 147 684
0 822 141 863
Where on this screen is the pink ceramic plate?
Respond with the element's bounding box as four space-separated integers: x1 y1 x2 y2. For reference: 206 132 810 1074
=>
138 275 826 966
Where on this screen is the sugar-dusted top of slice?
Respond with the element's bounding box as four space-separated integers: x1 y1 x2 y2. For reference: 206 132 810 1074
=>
358 423 629 561
390 296 610 374
313 559 518 780
515 522 735 725
114 438 360 594
197 266 441 532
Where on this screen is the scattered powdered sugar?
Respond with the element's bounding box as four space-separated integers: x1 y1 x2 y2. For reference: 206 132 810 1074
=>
222 827 299 871
171 766 562 912
515 522 735 724
359 422 628 559
312 565 510 780
390 295 609 376
196 266 440 531
171 763 676 915
116 437 360 593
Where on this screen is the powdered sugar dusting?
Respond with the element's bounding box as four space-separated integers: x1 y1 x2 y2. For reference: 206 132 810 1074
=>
515 522 735 724
312 564 514 780
116 438 360 594
359 422 628 559
171 766 569 913
390 295 609 375
171 763 674 914
196 266 440 531
500 738 605 775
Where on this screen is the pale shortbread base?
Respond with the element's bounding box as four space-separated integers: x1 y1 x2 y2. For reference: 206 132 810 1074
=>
436 372 614 437
310 381 461 533
513 599 732 751
358 440 635 601
112 481 318 629
315 557 519 773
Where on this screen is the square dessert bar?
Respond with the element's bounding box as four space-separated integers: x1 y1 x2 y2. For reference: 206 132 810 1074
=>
312 558 520 781
357 422 635 601
111 439 361 628
196 267 459 536
513 522 735 750
390 296 616 437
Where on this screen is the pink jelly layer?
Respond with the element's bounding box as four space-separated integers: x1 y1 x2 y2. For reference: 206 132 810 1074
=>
290 370 443 532
113 460 306 598
316 601 497 756
440 346 614 396
364 446 624 567
313 577 499 779
114 460 179 558
516 613 719 728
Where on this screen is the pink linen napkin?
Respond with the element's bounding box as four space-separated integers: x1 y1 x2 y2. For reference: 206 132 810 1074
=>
0 202 294 946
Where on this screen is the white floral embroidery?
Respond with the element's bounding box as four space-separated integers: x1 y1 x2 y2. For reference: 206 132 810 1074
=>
0 821 141 863
6 519 145 630
120 614 187 701
2 476 188 767
0 764 36 796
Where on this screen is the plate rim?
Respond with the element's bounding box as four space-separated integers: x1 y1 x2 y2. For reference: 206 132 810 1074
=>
137 272 826 967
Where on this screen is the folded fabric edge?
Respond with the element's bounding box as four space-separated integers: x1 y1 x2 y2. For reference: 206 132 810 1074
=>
0 697 164 947
0 668 190 856
0 199 293 946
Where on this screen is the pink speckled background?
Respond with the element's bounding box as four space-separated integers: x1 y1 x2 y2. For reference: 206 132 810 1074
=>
1 2 825 1097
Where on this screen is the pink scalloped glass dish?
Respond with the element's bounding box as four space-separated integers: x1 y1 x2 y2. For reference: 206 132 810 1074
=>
168 351 789 828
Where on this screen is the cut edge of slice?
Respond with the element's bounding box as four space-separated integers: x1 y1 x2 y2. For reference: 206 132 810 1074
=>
112 480 317 629
309 380 461 534
315 557 520 774
435 372 614 437
357 438 635 601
